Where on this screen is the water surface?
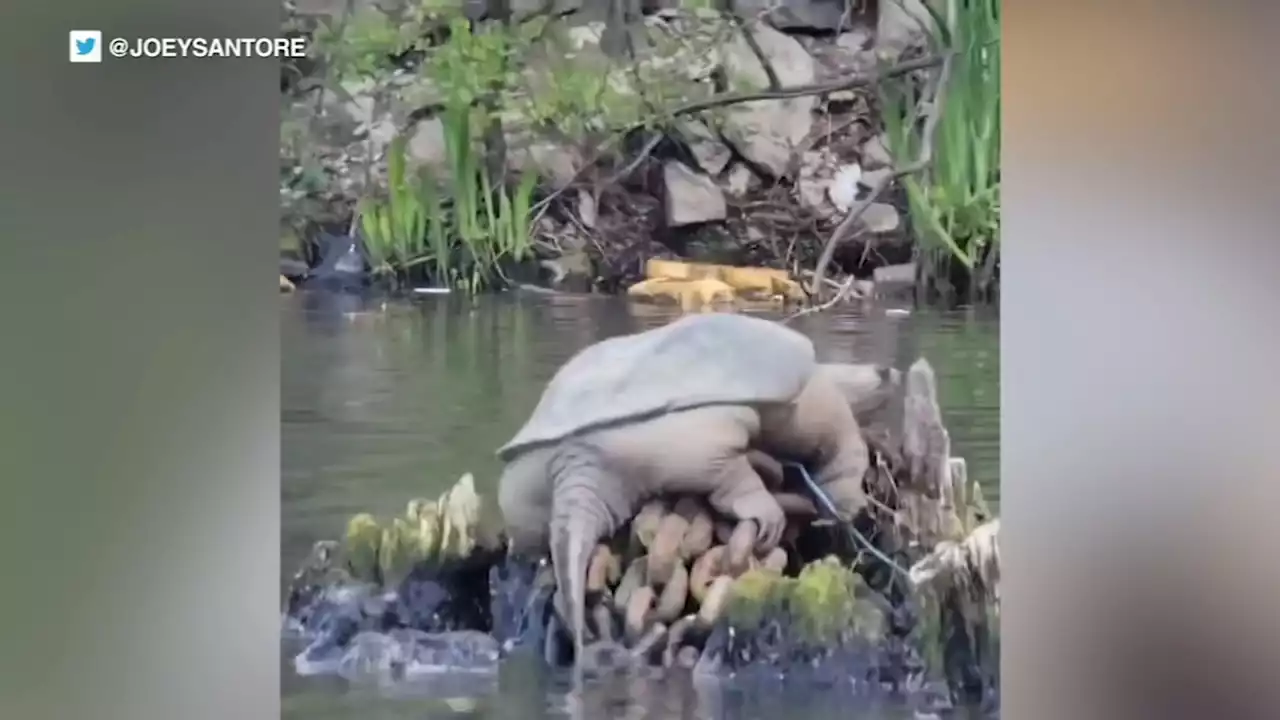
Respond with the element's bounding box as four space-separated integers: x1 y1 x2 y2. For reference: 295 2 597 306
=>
281 291 999 719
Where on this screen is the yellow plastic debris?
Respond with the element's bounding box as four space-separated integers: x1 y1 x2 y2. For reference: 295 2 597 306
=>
627 277 737 312
641 259 804 303
717 265 806 302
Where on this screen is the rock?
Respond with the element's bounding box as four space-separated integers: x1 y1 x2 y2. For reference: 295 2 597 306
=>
406 117 448 171
836 27 874 52
292 0 399 16
733 0 858 33
724 164 756 198
565 20 606 50
797 150 834 212
797 177 828 212
541 248 593 292
719 21 817 179
861 133 894 169
876 0 937 60
827 163 863 212
663 161 726 226
576 190 597 229
859 203 901 234
511 0 582 21
858 167 894 197
679 118 733 176
507 138 582 190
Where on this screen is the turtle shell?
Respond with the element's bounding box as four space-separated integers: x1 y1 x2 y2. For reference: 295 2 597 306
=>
497 313 816 460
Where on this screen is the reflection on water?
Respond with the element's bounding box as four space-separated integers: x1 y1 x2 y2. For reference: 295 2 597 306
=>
281 290 1000 719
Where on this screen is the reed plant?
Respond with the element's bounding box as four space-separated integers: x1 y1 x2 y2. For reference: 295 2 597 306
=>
880 0 1001 289
357 121 538 291
350 17 537 292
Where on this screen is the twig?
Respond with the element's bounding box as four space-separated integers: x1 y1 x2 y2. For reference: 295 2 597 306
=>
782 274 862 324
535 53 939 222
664 53 940 121
806 50 954 297
595 132 665 190
721 1 781 90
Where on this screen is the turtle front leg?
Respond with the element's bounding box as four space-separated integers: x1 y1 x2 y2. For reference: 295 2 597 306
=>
705 454 787 551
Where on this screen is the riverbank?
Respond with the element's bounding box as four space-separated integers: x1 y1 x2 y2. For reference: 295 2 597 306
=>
279 0 1000 305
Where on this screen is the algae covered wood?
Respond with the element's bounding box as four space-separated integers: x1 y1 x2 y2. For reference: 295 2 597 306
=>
497 312 817 459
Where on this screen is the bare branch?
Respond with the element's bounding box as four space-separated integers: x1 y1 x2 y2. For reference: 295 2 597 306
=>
719 0 781 91
664 52 940 121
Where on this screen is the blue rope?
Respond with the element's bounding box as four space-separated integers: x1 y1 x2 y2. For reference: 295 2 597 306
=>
780 460 912 580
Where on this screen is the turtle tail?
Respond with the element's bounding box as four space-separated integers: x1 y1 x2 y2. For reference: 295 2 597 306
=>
547 439 624 680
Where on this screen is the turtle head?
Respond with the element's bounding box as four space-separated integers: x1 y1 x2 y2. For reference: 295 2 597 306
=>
819 362 902 423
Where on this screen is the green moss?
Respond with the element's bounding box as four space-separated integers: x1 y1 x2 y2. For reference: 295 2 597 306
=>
380 517 426 588
724 556 887 646
332 474 487 588
341 513 384 584
791 557 885 645
725 568 795 628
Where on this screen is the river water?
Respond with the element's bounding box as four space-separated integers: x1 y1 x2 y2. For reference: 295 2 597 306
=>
281 290 1000 719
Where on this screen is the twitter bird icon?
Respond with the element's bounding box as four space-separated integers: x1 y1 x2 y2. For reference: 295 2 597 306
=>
69 30 102 63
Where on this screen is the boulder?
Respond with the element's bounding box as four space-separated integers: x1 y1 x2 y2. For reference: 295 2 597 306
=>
876 0 938 60
733 0 860 33
406 117 448 172
663 161 727 226
858 167 894 196
678 118 733 176
719 21 817 179
723 163 756 198
861 133 894 169
860 202 901 234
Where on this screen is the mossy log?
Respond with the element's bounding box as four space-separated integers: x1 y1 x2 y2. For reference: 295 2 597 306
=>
327 473 499 590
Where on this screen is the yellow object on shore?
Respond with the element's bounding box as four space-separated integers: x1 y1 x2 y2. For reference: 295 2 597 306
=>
627 277 737 312
629 259 806 312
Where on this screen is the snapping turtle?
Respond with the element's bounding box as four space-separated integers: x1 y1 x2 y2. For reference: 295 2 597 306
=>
495 312 900 674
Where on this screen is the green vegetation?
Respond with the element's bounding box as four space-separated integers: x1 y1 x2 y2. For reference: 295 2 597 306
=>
313 13 541 290
289 0 1003 296
725 557 886 646
880 0 1001 292
356 104 538 291
294 3 743 291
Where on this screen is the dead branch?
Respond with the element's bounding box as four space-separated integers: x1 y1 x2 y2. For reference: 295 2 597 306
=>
806 50 954 297
782 274 865 323
720 1 782 90
664 53 941 121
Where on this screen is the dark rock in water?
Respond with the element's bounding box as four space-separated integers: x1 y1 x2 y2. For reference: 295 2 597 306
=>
488 556 554 655
393 628 501 672
279 255 309 280
302 231 369 292
294 610 367 676
334 628 501 683
285 582 380 640
286 547 515 678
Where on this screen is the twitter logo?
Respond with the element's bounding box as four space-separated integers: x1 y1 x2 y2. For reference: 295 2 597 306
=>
69 30 102 63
